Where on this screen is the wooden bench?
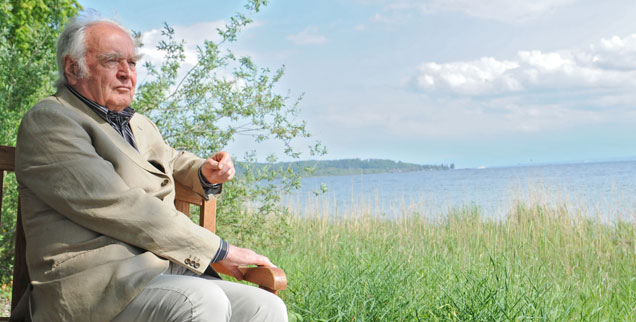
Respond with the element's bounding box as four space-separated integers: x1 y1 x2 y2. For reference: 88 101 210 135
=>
0 145 286 320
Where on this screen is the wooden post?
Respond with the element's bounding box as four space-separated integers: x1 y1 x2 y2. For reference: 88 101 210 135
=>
0 171 4 230
11 199 29 311
200 197 217 233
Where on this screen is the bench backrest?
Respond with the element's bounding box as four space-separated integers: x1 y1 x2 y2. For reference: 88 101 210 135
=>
0 145 28 313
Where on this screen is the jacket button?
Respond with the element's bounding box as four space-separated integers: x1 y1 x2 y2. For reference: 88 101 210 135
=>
184 258 191 265
161 179 169 186
194 262 200 269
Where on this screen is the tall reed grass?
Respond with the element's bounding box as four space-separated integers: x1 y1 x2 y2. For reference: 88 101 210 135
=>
244 195 636 321
3 189 634 320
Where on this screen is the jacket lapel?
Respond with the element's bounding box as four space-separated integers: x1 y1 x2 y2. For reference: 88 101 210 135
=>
54 87 166 177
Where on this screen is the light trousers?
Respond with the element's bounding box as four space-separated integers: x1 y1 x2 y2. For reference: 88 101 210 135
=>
111 263 288 322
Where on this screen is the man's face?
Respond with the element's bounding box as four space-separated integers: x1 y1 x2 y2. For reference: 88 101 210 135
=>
67 23 137 113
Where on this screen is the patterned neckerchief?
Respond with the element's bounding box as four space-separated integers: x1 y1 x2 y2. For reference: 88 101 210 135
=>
66 85 138 151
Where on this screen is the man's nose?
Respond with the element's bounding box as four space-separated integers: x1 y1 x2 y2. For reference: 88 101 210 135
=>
117 61 132 79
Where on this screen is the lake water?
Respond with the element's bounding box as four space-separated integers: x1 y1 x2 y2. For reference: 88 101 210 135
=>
285 160 636 221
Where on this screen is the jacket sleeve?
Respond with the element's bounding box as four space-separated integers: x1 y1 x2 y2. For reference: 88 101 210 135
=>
15 103 219 274
139 114 211 199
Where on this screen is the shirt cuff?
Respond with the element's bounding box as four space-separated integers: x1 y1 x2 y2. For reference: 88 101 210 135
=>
198 167 223 195
211 239 229 263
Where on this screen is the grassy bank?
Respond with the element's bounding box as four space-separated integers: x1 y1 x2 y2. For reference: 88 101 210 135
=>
250 202 636 321
2 199 634 320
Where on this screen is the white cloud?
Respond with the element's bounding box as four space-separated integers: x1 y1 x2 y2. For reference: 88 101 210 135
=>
388 0 576 22
416 57 521 95
586 34 636 70
371 13 392 24
314 88 628 143
139 20 226 68
287 26 327 45
320 33 636 140
364 11 411 28
414 34 636 96
135 19 263 94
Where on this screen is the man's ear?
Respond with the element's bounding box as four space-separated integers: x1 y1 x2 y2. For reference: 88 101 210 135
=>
64 56 80 85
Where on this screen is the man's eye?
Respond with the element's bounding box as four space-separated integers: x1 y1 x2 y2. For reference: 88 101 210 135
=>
128 61 137 67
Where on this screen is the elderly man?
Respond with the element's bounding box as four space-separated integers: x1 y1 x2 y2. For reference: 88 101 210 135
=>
13 17 287 321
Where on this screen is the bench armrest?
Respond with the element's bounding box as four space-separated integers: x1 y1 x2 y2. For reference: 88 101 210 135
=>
211 264 287 295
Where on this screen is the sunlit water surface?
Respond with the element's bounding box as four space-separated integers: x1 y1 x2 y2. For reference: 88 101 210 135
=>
285 161 636 221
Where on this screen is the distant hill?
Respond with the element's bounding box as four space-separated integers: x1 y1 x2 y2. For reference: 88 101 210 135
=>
238 158 454 177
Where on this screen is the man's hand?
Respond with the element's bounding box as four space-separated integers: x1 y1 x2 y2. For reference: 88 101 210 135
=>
200 151 235 184
217 244 275 281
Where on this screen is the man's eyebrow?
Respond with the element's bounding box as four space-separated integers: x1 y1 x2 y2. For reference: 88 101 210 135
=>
98 52 143 61
98 52 122 61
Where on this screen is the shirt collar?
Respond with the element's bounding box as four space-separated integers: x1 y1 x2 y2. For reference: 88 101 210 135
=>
66 85 135 125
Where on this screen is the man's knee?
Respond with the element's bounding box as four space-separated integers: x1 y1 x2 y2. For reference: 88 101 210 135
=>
189 281 232 321
231 288 288 322
114 275 232 322
253 292 288 322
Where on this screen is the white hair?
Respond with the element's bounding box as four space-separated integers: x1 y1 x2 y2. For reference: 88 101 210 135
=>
55 16 140 89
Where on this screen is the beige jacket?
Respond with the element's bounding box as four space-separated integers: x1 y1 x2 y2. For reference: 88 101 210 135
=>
15 87 221 321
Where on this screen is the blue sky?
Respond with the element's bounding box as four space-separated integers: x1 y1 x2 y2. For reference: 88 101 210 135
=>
79 0 636 168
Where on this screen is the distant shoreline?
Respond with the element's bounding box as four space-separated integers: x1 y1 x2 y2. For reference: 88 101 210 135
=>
237 158 455 177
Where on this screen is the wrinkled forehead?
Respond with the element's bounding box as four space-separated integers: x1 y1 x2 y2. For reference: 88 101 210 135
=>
85 22 138 56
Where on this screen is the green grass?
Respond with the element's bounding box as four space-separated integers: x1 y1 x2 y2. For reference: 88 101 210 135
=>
3 196 636 321
248 201 636 321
